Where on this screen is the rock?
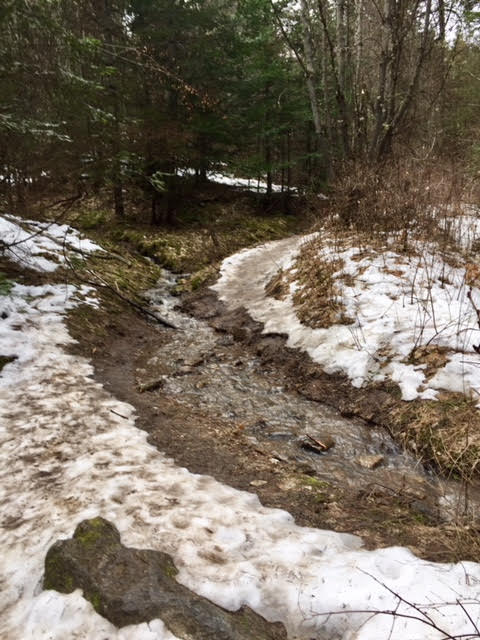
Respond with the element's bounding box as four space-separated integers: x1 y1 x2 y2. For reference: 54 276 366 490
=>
298 434 335 454
137 377 165 393
294 461 316 476
44 517 287 640
0 355 16 372
250 480 268 487
356 454 384 469
271 451 289 463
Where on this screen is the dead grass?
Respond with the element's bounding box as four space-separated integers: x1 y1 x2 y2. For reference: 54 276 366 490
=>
288 160 480 482
407 345 450 380
291 240 355 329
391 394 480 479
265 269 292 300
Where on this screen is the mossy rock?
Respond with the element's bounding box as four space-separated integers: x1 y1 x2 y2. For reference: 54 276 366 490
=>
44 517 287 639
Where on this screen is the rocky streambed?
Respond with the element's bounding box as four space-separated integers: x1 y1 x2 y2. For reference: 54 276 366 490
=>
140 271 478 525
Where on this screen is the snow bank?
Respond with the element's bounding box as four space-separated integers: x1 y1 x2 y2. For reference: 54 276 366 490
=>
213 234 480 403
2 216 480 639
0 214 102 271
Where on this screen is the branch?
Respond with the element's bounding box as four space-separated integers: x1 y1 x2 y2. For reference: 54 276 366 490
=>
269 0 309 77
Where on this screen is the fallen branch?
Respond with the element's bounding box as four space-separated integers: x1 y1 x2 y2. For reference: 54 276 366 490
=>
83 268 178 329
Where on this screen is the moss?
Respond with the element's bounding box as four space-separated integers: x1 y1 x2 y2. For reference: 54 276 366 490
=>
0 272 13 296
44 546 76 593
175 265 217 294
73 516 117 549
300 476 333 503
164 561 179 579
77 209 108 231
301 476 330 489
88 591 102 613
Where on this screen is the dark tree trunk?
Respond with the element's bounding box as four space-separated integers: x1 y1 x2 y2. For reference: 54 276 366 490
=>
113 183 124 218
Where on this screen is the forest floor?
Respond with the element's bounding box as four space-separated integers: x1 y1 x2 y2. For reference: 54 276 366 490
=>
3 185 480 638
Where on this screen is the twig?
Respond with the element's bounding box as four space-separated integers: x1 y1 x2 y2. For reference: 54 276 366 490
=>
467 288 480 353
80 267 178 329
62 240 178 329
110 409 129 420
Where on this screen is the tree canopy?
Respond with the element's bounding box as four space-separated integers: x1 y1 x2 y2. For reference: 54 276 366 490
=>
0 0 479 218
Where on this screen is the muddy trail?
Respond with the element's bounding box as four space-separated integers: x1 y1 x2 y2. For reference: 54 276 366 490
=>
72 270 480 563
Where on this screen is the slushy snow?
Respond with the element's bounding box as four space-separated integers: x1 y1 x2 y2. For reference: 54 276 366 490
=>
2 215 480 639
213 233 480 403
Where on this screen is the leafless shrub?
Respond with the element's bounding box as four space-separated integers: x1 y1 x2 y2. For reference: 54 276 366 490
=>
312 571 480 639
327 158 471 254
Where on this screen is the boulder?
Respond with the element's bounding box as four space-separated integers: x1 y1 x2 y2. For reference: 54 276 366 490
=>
44 517 287 640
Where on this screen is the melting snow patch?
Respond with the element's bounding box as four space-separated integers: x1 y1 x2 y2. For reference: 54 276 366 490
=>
177 168 294 194
212 235 480 403
437 205 480 252
0 214 103 271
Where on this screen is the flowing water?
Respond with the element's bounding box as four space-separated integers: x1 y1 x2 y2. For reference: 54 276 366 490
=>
145 272 479 523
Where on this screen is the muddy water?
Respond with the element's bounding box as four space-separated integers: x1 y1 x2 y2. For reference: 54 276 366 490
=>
145 272 477 523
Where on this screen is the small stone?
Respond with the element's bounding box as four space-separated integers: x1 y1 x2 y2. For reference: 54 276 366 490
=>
298 435 335 454
295 461 316 476
137 377 165 393
278 478 298 491
250 480 268 487
271 451 289 463
356 454 384 469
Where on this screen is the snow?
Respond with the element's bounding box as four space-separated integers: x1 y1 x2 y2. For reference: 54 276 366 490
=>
3 215 480 639
0 214 102 271
177 167 293 193
440 212 480 251
213 234 480 402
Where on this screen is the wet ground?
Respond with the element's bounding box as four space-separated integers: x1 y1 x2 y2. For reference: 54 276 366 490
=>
145 275 433 504
68 270 480 563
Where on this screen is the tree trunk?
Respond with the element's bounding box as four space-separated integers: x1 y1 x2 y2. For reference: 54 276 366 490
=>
113 182 124 218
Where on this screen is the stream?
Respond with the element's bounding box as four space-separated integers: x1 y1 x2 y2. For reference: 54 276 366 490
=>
144 271 479 524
